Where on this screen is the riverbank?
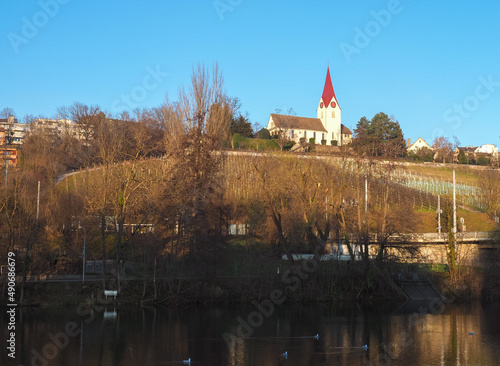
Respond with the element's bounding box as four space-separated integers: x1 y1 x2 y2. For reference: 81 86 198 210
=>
3 262 500 307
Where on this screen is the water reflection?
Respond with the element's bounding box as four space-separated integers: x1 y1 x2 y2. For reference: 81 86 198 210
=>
5 301 500 365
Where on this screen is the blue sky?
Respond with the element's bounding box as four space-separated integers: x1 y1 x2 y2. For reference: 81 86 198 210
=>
1 0 499 147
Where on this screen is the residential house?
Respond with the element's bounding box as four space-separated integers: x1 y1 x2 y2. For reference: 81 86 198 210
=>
455 144 498 164
341 125 353 145
0 126 19 166
476 144 498 156
407 137 433 153
0 116 27 144
31 118 85 140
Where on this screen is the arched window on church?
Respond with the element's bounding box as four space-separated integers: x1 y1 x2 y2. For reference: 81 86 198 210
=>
331 111 335 118
321 112 323 118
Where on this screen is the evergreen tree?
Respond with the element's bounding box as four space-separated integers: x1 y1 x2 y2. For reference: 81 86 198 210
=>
352 112 406 158
230 114 253 137
457 149 468 164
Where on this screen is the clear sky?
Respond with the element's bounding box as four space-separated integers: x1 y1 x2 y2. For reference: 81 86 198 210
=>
1 0 499 147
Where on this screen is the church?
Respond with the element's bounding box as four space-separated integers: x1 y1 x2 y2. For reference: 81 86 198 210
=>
266 67 352 146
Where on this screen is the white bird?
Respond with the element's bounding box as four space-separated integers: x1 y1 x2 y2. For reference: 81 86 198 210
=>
282 351 288 359
361 344 368 350
314 334 319 340
183 358 191 365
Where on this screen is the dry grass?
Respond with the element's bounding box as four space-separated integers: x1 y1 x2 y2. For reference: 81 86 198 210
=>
402 163 482 186
59 154 498 234
416 210 496 232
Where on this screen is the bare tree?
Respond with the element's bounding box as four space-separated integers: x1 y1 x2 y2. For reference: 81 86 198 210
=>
0 107 15 119
432 136 454 163
479 169 500 217
158 63 232 258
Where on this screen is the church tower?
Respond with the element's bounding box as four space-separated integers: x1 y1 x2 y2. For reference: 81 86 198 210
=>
317 67 342 145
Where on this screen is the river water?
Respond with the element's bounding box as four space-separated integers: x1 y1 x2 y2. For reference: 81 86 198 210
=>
4 300 500 366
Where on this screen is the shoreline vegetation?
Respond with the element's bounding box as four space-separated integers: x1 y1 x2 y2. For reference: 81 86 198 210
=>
4 259 500 308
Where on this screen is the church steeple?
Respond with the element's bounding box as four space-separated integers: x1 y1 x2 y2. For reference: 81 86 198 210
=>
317 66 342 145
321 67 339 108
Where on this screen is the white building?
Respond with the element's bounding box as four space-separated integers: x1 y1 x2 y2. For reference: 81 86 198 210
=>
407 137 433 153
31 118 83 139
0 116 27 144
475 144 498 155
266 67 352 146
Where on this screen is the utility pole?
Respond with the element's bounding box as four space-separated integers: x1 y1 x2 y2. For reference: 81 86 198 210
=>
365 177 368 228
453 170 457 250
79 223 86 284
437 194 442 234
365 176 369 252
5 159 8 187
82 227 86 284
36 181 40 222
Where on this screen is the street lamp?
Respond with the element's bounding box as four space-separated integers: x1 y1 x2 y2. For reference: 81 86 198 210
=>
78 224 86 283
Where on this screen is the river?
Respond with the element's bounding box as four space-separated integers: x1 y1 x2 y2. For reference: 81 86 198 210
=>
3 300 500 365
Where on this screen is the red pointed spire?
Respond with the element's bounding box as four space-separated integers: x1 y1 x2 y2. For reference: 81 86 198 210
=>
321 67 339 108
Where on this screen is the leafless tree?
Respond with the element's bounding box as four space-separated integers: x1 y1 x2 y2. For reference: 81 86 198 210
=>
432 136 454 163
157 63 233 263
479 169 500 217
0 107 15 119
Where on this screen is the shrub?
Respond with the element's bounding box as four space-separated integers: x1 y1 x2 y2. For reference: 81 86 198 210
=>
257 128 271 139
232 133 242 148
477 156 490 166
283 141 296 151
309 138 315 144
331 140 338 146
321 139 327 145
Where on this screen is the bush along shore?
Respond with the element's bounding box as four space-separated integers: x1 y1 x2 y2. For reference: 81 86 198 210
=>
3 261 500 307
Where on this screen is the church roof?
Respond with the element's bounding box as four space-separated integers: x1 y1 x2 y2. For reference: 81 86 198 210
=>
321 67 339 108
270 114 327 132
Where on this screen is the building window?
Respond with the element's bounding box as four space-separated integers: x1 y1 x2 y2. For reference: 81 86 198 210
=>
313 132 316 139
304 131 307 138
321 112 323 118
322 133 324 140
291 130 294 138
332 111 335 118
